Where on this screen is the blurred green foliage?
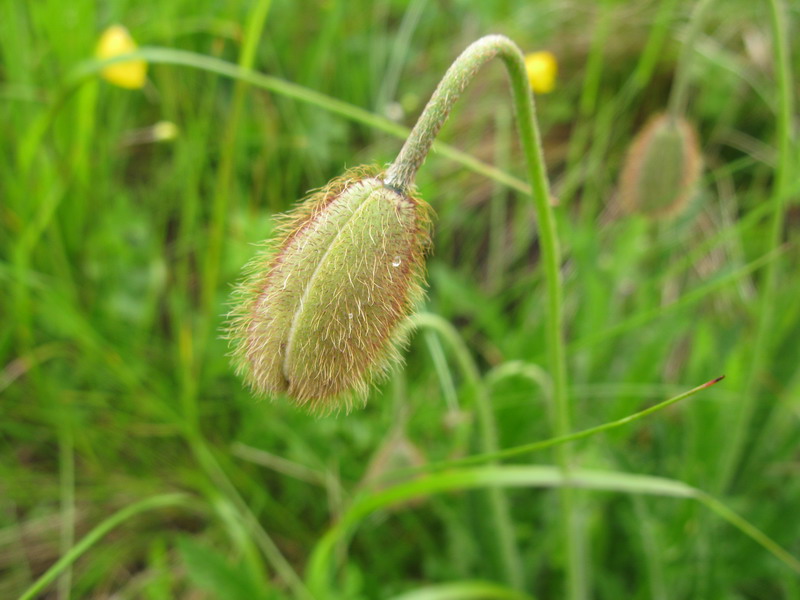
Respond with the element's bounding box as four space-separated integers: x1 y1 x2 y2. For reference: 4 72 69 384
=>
2 0 799 598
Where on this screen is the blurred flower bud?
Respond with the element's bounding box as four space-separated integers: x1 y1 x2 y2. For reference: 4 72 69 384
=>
618 113 703 219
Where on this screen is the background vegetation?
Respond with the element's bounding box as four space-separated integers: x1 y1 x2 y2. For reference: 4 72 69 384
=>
2 0 799 598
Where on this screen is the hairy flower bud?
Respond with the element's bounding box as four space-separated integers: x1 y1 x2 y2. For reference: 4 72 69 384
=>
618 113 702 218
228 166 433 413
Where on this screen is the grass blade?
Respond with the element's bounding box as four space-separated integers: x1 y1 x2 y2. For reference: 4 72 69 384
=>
18 494 192 600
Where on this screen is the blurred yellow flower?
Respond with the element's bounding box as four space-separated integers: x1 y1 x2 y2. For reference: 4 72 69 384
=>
524 51 557 94
95 25 147 89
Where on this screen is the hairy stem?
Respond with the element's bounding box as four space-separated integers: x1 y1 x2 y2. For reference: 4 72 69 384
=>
387 35 577 597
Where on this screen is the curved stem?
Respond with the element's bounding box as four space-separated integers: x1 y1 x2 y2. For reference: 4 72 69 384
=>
19 47 532 197
388 35 576 597
485 360 553 404
385 35 508 190
306 465 800 596
400 376 723 474
410 313 522 588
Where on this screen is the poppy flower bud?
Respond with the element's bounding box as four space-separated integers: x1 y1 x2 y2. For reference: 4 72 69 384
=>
228 166 433 413
618 113 702 218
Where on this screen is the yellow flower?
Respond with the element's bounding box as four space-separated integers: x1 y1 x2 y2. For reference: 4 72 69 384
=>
95 25 147 89
524 51 557 94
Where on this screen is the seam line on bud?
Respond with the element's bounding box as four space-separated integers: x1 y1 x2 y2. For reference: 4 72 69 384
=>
382 182 405 195
281 187 380 383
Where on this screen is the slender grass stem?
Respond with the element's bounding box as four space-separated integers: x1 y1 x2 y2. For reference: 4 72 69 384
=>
667 0 714 120
20 47 532 201
18 494 192 600
549 0 681 207
625 0 681 102
387 580 533 600
306 464 800 596
187 434 315 600
387 35 575 597
411 313 522 587
399 376 723 473
716 0 795 492
201 0 273 321
632 496 667 600
182 0 274 434
56 408 75 600
565 246 786 356
561 2 611 209
559 0 681 209
696 491 800 573
488 105 512 292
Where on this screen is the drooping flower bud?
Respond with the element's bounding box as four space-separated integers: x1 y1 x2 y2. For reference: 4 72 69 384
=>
228 166 433 413
618 113 703 218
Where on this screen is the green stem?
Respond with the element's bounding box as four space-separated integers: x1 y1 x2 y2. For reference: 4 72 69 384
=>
696 490 800 573
626 0 681 101
19 494 192 600
667 0 714 120
306 465 800 595
387 35 575 597
561 2 611 209
387 580 534 600
716 0 794 492
201 0 273 320
410 313 522 588
488 105 512 292
404 376 723 473
21 47 532 204
57 408 75 600
190 0 274 433
186 434 315 600
485 360 553 403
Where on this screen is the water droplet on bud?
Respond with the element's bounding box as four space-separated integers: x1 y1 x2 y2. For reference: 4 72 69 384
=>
392 256 402 267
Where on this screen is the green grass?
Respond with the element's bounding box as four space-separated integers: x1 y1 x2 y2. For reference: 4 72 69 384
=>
2 0 800 598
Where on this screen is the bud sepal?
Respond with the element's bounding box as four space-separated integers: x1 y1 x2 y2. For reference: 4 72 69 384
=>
228 166 433 414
